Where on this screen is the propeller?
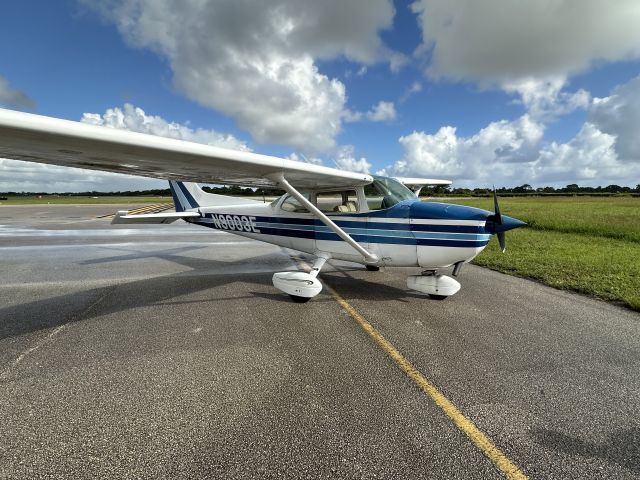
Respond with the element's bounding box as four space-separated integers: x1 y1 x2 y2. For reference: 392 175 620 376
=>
493 187 507 252
486 187 527 252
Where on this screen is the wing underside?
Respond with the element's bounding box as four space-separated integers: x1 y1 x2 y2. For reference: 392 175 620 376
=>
0 109 372 190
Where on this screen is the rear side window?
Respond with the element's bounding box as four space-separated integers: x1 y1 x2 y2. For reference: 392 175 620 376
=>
317 190 359 213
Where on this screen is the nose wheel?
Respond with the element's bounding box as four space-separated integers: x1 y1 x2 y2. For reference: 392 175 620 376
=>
407 270 461 299
428 294 448 301
289 295 312 303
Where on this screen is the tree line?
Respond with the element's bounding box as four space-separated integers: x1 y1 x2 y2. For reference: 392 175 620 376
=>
2 183 639 197
422 183 640 196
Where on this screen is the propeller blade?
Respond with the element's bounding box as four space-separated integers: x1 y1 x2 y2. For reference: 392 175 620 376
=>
492 186 503 225
498 232 506 253
493 187 507 252
487 188 525 253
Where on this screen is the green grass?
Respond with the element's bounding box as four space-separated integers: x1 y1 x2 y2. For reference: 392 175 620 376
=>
0 195 173 205
445 197 640 311
444 196 640 243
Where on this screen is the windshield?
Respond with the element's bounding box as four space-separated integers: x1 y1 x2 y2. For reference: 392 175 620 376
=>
365 176 416 210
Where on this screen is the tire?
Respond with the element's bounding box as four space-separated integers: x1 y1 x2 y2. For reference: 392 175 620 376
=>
289 295 312 303
428 294 448 301
365 265 380 271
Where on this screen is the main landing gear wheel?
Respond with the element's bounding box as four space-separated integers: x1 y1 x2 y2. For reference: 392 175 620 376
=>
273 254 331 303
289 295 312 303
366 265 380 271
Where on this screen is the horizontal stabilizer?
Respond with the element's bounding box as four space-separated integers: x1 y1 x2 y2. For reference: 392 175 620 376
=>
111 211 200 224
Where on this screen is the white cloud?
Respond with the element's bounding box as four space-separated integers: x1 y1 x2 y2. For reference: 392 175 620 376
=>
0 75 34 109
589 75 640 162
382 102 639 188
532 123 625 183
1 104 251 193
400 81 422 103
502 77 591 120
411 0 640 85
411 1 640 119
334 145 371 173
381 115 544 184
81 103 250 151
82 0 399 153
344 100 397 123
367 101 396 122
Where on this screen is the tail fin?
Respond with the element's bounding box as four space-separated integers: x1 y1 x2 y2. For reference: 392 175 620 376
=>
169 181 200 212
169 181 262 211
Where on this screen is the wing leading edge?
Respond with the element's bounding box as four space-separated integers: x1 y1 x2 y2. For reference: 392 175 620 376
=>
0 109 372 190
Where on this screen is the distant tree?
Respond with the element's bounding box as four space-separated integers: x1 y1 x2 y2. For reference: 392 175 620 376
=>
512 184 533 193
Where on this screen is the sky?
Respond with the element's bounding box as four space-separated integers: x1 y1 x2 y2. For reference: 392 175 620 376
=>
1 0 640 192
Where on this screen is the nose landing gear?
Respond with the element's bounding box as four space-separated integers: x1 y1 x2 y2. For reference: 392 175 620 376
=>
407 268 461 300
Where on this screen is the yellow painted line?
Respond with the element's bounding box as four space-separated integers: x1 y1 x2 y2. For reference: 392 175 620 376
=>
98 203 173 219
293 253 528 479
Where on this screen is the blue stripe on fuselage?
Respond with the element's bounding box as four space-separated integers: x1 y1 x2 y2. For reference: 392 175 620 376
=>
198 200 493 248
177 182 199 209
252 216 487 234
195 220 489 247
197 211 490 247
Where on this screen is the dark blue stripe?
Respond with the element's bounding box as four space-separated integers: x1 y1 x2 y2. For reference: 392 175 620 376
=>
200 221 489 248
168 181 184 212
252 215 484 233
178 182 199 209
259 227 316 240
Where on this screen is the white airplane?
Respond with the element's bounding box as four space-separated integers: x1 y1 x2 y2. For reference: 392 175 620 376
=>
0 108 525 302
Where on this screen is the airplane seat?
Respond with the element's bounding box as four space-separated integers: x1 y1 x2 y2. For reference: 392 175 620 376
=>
346 201 358 212
380 195 395 209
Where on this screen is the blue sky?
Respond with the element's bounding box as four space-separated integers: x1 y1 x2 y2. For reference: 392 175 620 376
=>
1 0 639 191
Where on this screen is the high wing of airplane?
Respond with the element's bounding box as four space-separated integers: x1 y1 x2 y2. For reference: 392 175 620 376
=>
0 108 526 302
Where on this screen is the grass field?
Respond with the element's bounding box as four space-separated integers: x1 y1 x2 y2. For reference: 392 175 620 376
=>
0 195 173 205
444 197 640 311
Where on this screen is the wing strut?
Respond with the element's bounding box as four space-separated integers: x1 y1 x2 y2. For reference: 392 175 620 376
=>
269 173 379 264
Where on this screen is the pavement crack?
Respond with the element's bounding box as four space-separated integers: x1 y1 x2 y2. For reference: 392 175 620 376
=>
0 284 117 381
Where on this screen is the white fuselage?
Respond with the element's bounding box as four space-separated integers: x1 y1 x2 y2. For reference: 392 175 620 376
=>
190 201 489 269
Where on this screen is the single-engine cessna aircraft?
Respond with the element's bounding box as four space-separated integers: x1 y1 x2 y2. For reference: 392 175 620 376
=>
0 108 525 302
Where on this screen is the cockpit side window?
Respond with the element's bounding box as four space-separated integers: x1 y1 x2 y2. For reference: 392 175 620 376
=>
279 193 310 213
365 176 415 210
